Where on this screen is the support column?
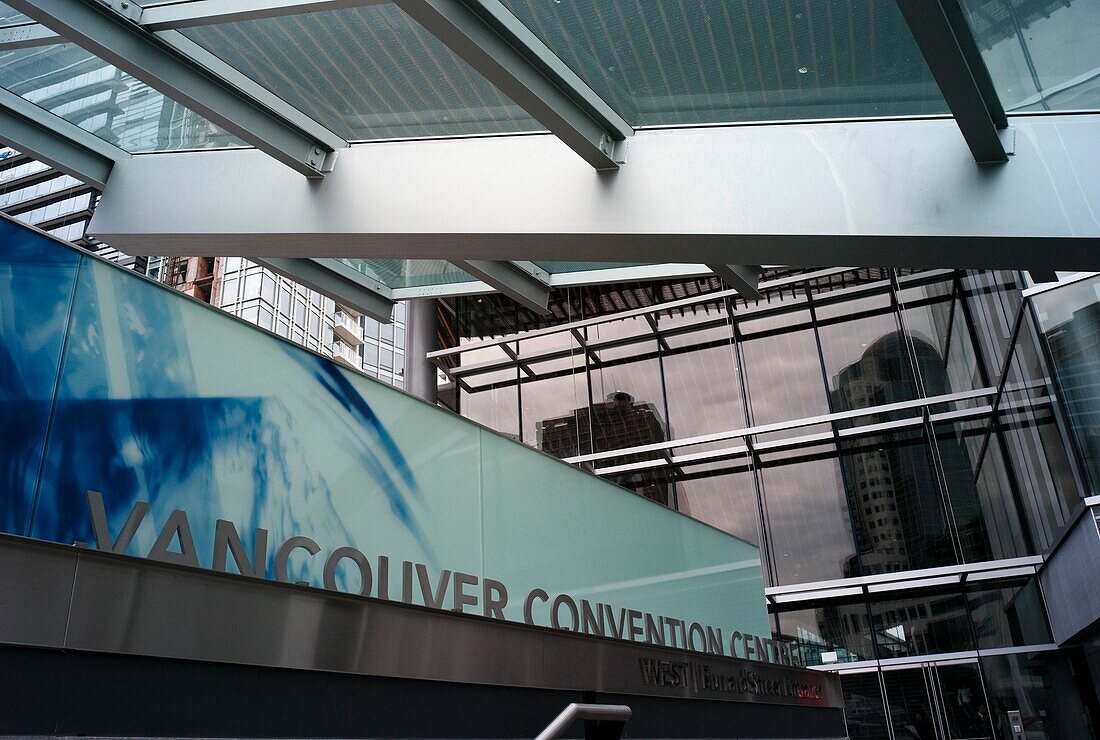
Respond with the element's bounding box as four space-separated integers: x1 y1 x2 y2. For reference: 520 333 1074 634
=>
404 298 439 404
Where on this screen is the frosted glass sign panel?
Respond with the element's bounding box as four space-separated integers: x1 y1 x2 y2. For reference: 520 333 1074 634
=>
183 4 543 141
480 431 769 639
500 0 947 125
0 216 769 658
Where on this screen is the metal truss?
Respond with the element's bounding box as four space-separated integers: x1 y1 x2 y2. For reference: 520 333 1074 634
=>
5 0 342 177
0 87 124 189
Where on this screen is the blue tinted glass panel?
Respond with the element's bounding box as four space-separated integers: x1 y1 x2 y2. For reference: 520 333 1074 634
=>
0 217 80 536
533 262 648 273
0 3 32 27
500 0 947 125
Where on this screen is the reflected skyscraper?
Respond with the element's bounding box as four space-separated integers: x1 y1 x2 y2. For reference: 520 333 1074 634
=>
539 390 671 505
832 332 988 576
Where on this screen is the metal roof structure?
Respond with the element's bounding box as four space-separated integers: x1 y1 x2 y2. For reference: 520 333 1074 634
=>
0 0 1096 320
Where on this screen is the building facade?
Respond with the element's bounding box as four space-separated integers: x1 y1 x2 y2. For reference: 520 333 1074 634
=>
209 257 408 389
433 267 1100 739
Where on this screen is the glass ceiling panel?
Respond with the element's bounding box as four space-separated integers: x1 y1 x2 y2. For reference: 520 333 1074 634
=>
338 259 476 289
961 0 1100 112
183 4 543 141
500 0 947 125
0 3 32 27
533 261 649 273
0 43 245 152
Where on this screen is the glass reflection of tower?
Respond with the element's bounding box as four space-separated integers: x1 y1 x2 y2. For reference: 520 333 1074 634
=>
538 391 671 505
831 333 956 578
821 332 992 662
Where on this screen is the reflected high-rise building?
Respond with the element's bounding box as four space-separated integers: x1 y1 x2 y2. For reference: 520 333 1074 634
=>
831 333 955 577
538 390 671 505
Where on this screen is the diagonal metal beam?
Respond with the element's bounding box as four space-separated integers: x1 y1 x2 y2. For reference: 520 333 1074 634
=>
393 0 632 170
253 257 396 323
895 0 1008 164
707 265 763 301
5 0 338 178
0 86 123 189
452 260 552 314
938 0 1007 130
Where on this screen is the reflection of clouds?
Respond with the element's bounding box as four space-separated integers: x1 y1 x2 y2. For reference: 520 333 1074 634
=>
677 471 759 546
760 458 855 584
741 327 829 425
663 344 744 436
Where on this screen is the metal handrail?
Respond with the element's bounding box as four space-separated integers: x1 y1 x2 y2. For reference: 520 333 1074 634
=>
535 703 631 740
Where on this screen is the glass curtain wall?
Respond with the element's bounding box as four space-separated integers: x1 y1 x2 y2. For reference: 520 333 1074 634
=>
449 268 1083 587
443 267 1095 738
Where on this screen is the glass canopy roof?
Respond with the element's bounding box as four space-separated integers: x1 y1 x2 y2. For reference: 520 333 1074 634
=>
0 41 244 152
183 4 542 141
333 258 714 299
500 0 947 124
0 0 1091 155
0 0 1096 305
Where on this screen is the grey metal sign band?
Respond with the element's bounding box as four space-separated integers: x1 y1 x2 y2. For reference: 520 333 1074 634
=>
0 534 842 709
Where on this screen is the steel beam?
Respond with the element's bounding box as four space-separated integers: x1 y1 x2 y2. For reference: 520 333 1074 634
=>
89 116 1100 269
253 257 396 323
0 87 123 189
1028 269 1058 284
451 260 551 314
5 0 337 178
392 0 631 170
895 0 1008 164
706 265 763 301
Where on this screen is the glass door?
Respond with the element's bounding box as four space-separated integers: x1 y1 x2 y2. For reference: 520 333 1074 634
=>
884 666 941 739
933 662 995 739
882 660 994 740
